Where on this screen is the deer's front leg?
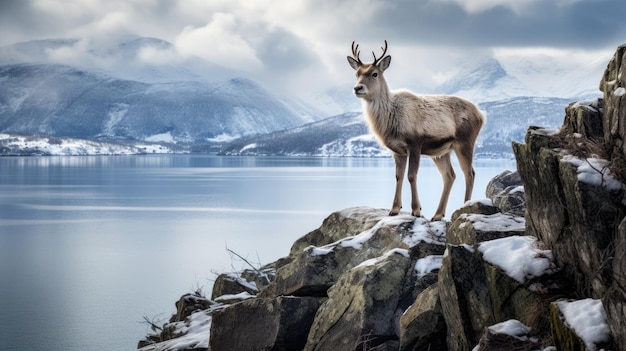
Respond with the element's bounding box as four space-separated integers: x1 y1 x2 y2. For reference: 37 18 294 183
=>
390 153 407 216
407 146 422 217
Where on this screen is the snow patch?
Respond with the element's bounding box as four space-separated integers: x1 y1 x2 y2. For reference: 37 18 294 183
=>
488 319 531 341
306 215 415 256
556 298 611 351
146 131 175 143
459 213 525 233
478 236 557 283
414 255 443 278
405 218 447 246
207 133 239 143
240 143 257 152
356 248 410 268
614 87 625 97
561 153 624 192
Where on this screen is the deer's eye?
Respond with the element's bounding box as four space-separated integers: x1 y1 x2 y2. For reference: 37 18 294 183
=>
372 72 378 78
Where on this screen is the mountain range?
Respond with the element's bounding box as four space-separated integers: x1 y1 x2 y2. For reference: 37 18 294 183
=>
0 37 605 157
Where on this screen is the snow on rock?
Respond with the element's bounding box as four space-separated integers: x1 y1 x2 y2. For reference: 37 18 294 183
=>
487 319 531 341
561 153 624 192
139 309 215 351
356 248 410 268
458 212 525 232
306 214 416 256
405 218 447 246
414 255 444 278
555 298 611 351
478 236 557 284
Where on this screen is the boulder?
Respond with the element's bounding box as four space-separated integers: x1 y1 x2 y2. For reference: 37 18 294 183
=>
447 202 525 246
304 249 417 351
284 206 390 263
474 319 539 351
399 284 447 351
485 170 526 217
209 296 322 351
550 298 613 351
600 43 626 157
603 217 626 351
261 211 418 297
211 272 258 300
438 244 495 351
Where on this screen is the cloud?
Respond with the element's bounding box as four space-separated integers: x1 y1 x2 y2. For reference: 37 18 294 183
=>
1 0 625 96
175 13 263 73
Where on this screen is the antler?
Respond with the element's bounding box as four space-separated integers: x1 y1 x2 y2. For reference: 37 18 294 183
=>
372 40 388 66
351 41 363 65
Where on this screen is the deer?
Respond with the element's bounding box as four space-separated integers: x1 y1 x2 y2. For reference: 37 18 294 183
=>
347 40 484 221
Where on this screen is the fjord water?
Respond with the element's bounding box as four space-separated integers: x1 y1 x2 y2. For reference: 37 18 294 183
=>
0 155 515 350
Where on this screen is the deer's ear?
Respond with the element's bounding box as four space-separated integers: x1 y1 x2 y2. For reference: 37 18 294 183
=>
379 56 391 72
347 56 361 70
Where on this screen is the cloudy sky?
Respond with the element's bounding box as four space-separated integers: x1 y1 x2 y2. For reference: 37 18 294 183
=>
1 0 626 96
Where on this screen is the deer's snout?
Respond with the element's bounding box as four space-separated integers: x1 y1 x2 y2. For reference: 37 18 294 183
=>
353 84 367 97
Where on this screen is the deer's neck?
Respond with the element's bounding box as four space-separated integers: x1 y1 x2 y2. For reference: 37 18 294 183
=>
363 86 394 136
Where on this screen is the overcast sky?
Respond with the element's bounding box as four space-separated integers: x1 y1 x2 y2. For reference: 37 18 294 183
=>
1 0 626 95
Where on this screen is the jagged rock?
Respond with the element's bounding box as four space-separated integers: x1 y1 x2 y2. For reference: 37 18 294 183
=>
170 292 214 323
284 206 390 263
447 202 525 246
399 284 447 351
260 210 418 297
438 244 495 351
561 99 604 139
600 43 626 157
304 249 417 351
209 296 322 351
485 170 526 217
474 320 539 351
550 298 613 351
211 272 258 300
604 217 626 351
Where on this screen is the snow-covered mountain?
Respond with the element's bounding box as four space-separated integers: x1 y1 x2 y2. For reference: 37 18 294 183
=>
0 38 323 145
219 96 575 158
435 55 604 103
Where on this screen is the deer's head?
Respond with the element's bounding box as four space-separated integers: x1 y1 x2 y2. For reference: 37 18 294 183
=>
347 40 391 100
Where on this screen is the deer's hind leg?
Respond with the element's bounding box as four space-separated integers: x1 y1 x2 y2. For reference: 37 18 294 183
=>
454 143 476 202
432 153 456 221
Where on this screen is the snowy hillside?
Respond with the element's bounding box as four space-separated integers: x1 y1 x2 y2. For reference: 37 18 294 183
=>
436 55 603 103
0 38 323 145
219 96 576 158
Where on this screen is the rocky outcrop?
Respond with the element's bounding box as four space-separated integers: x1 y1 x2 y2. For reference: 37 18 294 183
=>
139 44 626 351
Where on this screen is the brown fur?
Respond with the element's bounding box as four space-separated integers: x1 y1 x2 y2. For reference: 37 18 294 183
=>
348 41 485 220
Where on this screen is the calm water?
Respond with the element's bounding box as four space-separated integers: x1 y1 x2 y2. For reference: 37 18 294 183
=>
0 155 515 350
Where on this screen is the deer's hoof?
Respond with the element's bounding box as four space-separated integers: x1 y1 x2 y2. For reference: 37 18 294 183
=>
389 208 401 216
431 213 445 221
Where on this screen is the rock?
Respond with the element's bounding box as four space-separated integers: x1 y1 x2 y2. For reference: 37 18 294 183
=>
169 292 214 323
474 319 539 351
260 210 418 297
399 284 447 351
561 99 604 139
485 170 526 217
211 272 258 300
600 43 626 157
438 244 495 351
285 206 390 262
550 299 613 351
603 217 626 351
304 249 416 351
447 204 525 246
209 296 322 351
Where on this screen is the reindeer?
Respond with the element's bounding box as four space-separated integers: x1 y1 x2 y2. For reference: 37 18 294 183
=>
347 40 484 220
